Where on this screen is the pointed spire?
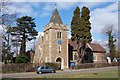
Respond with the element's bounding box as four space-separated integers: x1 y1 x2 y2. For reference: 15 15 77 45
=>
49 8 63 24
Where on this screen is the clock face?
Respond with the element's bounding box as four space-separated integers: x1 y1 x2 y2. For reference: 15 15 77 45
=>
57 40 62 45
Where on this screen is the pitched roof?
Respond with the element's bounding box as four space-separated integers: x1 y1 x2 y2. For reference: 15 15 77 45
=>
49 8 63 24
68 39 106 53
88 43 106 53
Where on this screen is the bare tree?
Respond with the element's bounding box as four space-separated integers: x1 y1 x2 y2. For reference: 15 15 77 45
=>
102 24 117 61
0 0 17 64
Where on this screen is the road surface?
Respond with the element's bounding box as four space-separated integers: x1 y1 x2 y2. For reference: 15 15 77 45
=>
2 66 119 78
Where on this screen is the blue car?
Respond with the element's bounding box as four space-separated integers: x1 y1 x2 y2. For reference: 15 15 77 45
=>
36 66 56 74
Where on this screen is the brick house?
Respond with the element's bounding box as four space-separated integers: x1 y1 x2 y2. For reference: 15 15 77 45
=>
68 39 106 67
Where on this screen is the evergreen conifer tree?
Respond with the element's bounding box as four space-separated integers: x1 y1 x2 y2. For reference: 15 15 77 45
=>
8 16 38 55
71 7 82 63
71 6 92 64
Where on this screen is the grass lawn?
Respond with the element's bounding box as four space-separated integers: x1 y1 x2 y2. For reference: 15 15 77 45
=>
36 70 119 78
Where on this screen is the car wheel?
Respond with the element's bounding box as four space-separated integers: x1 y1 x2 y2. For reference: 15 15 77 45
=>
36 72 39 74
52 70 55 73
39 71 42 74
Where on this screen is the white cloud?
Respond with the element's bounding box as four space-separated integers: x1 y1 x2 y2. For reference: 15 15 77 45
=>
40 3 54 17
41 2 77 17
79 2 102 9
43 3 54 11
90 2 118 34
56 2 77 10
6 3 39 18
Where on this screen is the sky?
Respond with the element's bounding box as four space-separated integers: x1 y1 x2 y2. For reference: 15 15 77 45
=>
0 0 119 51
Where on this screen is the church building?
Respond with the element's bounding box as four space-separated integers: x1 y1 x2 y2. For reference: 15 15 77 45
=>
33 8 68 69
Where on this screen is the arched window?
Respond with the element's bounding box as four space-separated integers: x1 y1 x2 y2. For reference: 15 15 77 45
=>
57 32 62 38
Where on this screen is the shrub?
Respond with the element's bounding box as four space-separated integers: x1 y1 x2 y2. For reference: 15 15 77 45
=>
44 62 61 70
76 62 119 69
2 63 34 73
15 55 29 63
2 62 61 73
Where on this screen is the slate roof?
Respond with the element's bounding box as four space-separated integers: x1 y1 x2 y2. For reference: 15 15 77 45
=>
49 8 63 24
68 39 106 53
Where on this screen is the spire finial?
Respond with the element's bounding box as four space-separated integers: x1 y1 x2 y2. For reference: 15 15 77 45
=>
55 3 57 9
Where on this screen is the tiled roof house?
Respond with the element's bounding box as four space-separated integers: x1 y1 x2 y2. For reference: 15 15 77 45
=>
68 39 106 66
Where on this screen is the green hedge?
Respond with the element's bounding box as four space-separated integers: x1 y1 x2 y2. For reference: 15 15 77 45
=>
2 62 60 73
76 62 120 69
2 63 34 73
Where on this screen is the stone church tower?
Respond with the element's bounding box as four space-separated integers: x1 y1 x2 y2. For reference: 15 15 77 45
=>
33 8 68 69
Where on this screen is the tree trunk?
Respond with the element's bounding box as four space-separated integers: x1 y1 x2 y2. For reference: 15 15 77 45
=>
77 41 86 64
77 42 81 64
77 47 80 64
79 48 85 63
7 34 9 46
20 33 26 55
